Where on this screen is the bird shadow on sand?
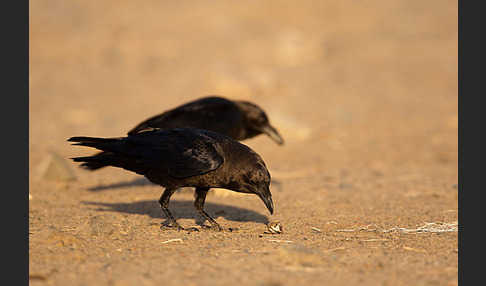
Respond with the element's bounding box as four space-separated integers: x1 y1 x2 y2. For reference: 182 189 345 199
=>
87 177 282 192
81 199 270 225
87 178 152 192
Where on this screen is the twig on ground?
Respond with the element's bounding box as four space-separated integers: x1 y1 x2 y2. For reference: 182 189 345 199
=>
162 238 183 244
323 246 346 253
402 246 427 253
335 222 458 234
382 222 458 234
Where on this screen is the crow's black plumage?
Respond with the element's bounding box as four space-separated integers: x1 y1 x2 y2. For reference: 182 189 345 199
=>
128 96 284 144
84 96 284 171
68 128 274 231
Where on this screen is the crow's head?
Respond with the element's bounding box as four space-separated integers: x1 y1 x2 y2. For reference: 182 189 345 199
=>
245 161 274 215
236 101 284 145
225 151 274 215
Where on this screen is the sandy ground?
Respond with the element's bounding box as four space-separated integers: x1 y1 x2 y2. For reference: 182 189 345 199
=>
29 1 458 285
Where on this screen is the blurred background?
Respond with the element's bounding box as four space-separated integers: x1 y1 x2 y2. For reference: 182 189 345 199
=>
30 0 457 170
29 1 457 284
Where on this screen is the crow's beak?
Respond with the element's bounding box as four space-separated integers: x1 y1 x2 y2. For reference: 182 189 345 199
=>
258 192 274 215
262 124 284 145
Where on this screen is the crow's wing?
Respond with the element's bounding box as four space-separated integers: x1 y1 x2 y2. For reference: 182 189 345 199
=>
122 129 224 178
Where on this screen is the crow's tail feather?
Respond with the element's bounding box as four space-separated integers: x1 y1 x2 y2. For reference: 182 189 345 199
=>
67 136 123 150
71 151 109 170
68 136 120 145
70 151 114 171
68 136 122 171
68 135 148 175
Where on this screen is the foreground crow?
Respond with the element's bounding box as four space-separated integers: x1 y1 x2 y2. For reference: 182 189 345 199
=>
68 128 274 231
128 96 284 144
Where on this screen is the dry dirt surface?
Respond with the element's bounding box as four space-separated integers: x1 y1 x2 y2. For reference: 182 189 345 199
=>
29 1 458 285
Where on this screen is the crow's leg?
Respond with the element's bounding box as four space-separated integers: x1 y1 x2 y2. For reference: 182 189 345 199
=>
194 187 223 231
159 188 184 231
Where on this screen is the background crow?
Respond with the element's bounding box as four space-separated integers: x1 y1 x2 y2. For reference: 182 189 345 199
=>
85 96 283 171
128 96 284 144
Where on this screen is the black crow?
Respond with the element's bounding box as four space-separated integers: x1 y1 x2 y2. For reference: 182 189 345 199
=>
128 96 284 144
68 128 274 231
84 96 284 171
